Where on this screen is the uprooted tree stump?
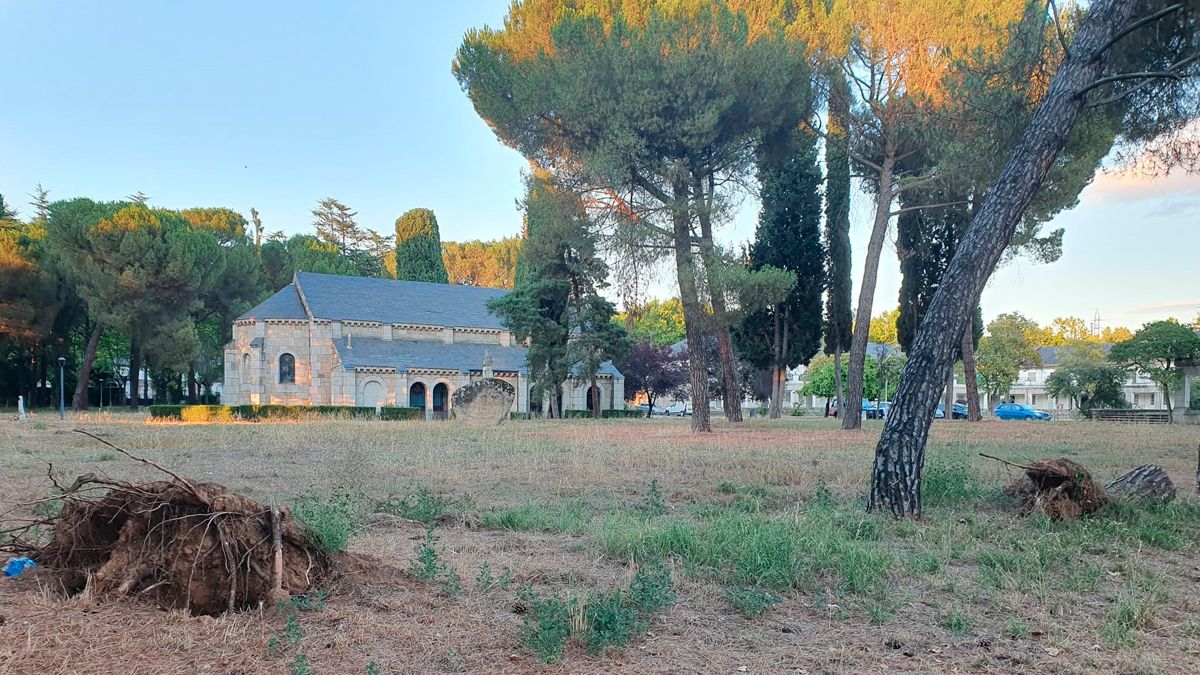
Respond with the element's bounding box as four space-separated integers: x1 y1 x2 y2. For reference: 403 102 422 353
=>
2 431 331 615
1106 465 1176 503
997 457 1109 520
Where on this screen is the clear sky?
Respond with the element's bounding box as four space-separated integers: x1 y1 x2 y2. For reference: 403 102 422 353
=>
3 1 1197 331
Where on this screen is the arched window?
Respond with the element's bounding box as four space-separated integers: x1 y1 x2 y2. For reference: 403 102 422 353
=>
279 353 295 384
242 353 251 383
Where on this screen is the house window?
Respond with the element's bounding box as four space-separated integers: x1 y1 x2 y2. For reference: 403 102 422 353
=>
242 353 250 383
279 353 295 384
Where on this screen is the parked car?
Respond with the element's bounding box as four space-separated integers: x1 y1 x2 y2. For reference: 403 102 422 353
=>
662 401 692 416
934 402 969 419
993 402 1052 420
828 399 881 418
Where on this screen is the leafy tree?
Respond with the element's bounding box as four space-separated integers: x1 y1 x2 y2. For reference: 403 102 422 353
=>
1109 320 1200 414
260 234 360 291
1100 326 1134 343
801 352 901 405
442 237 521 288
616 298 686 347
311 198 392 277
1044 348 1130 416
392 208 449 284
45 200 224 410
488 174 607 418
735 128 824 418
869 0 1200 516
455 1 810 431
617 339 687 417
568 293 629 418
0 204 65 407
974 313 1043 402
867 308 900 346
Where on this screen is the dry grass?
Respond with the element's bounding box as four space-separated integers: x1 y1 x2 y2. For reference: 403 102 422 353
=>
2 413 1199 674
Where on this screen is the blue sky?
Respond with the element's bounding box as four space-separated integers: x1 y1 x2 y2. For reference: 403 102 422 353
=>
2 1 1197 330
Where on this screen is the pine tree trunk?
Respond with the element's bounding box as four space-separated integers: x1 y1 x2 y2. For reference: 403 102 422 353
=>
844 145 896 430
961 325 982 421
38 350 48 407
696 182 742 423
128 337 142 411
867 0 1137 517
769 310 783 419
72 322 104 410
834 345 843 418
944 367 955 422
673 181 712 433
187 364 198 404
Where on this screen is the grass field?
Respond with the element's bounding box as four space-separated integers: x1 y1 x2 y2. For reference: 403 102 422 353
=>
1 413 1198 674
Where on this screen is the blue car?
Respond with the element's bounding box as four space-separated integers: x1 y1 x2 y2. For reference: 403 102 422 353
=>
993 402 1052 421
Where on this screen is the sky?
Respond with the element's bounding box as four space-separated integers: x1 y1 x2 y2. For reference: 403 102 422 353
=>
2 1 1198 332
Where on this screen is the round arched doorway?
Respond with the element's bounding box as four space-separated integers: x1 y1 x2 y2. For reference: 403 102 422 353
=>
432 382 449 420
585 385 598 412
409 382 426 417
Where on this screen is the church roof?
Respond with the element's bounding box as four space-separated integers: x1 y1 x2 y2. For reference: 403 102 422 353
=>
333 337 622 378
238 273 510 329
238 283 308 321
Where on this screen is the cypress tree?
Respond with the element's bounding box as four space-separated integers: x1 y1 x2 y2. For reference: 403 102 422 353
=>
822 70 853 415
393 208 449 284
735 129 825 418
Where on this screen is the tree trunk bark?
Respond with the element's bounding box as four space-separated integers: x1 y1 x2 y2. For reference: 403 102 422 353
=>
867 0 1137 517
834 344 843 418
695 182 742 423
769 310 783 419
944 366 955 422
843 144 896 430
128 337 142 411
592 374 600 419
961 325 982 421
673 181 712 433
187 363 198 404
38 349 48 407
72 322 104 410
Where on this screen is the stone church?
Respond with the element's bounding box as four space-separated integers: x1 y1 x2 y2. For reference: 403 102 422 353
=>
223 272 624 418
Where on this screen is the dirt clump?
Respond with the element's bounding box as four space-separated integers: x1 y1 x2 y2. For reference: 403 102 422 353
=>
17 475 330 616
1001 458 1108 520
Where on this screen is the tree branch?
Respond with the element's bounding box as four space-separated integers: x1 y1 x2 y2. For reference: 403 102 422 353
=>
1097 3 1184 56
890 200 971 216
1046 0 1072 57
1077 53 1199 97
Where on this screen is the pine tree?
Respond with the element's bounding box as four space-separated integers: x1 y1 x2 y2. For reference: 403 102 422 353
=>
393 208 449 283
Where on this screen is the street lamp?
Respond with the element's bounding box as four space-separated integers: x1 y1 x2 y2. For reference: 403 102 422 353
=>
57 357 66 420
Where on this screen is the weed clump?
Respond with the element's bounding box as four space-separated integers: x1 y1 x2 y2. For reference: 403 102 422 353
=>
517 559 675 662
293 487 367 554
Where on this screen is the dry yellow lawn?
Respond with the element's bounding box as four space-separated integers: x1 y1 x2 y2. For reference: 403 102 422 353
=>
1 413 1198 674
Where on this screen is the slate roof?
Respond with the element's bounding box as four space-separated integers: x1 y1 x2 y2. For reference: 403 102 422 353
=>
302 272 508 329
333 337 622 378
238 273 511 328
237 283 307 321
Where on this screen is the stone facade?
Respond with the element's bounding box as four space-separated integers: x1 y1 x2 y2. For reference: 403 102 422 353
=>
223 273 625 418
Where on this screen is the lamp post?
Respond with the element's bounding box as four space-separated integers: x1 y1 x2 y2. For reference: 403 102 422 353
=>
57 356 66 420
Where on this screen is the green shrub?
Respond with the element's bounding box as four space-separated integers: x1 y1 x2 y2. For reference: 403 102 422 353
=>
517 586 573 663
292 488 365 554
180 405 235 423
148 405 184 419
639 480 667 516
562 409 643 419
375 487 463 522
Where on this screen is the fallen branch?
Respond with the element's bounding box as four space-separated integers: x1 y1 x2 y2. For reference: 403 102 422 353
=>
73 429 204 502
978 453 1034 471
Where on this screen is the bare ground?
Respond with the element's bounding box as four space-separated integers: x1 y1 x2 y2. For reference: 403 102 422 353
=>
1 413 1198 674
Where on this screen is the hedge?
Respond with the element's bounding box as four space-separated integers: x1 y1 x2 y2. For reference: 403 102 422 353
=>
149 404 421 421
563 409 643 419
